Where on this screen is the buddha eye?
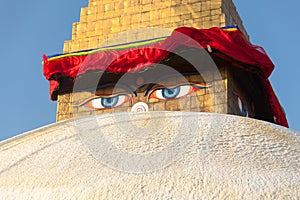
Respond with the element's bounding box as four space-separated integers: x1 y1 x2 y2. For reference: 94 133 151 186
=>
152 86 188 100
148 84 207 101
83 94 131 109
237 96 248 117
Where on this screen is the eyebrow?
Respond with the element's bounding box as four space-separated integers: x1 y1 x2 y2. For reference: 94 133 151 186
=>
144 82 212 97
143 72 206 96
142 73 190 96
95 83 137 96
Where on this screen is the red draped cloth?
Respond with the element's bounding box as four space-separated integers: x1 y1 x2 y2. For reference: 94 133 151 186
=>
42 27 288 127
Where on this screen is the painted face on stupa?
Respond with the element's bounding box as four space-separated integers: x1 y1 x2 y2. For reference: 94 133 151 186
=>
72 74 213 115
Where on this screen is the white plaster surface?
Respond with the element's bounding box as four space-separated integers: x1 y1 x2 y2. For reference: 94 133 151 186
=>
0 112 299 199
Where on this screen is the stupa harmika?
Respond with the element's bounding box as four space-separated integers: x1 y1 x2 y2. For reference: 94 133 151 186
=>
0 0 299 199
42 0 287 127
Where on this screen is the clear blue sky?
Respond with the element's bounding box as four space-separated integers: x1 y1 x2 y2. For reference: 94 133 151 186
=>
0 1 299 141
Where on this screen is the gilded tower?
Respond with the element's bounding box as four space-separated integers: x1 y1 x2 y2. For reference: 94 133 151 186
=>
63 0 248 53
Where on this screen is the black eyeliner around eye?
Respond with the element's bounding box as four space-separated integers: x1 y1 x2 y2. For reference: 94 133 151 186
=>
144 83 156 97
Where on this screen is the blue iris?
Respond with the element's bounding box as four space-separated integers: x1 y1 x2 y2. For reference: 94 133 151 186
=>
101 96 118 108
162 87 180 99
241 104 248 117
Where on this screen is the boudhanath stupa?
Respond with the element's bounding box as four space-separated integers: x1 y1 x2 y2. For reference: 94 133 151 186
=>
0 0 299 199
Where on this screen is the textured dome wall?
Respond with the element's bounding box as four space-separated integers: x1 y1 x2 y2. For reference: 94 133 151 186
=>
0 112 299 199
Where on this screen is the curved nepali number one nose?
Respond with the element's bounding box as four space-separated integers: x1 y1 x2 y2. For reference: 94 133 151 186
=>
131 102 149 113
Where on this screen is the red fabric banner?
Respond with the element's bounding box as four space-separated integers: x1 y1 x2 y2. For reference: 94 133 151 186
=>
43 27 274 79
